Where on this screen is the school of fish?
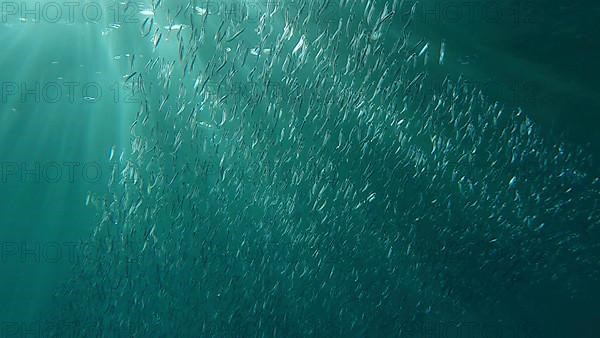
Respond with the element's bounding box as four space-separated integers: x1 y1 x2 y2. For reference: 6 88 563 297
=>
48 0 600 336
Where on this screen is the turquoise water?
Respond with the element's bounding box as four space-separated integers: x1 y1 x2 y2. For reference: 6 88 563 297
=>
1 1 598 337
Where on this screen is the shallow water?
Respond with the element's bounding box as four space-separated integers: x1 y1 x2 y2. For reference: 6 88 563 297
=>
1 1 598 337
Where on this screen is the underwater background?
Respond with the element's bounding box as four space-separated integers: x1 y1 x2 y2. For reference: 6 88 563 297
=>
1 0 599 337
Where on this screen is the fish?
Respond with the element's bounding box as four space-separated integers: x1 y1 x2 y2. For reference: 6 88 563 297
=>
53 2 600 337
153 31 162 49
164 24 185 31
124 72 137 83
226 27 245 42
439 39 446 65
292 35 305 54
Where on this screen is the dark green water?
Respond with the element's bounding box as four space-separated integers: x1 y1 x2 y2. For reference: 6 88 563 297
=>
1 1 598 337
